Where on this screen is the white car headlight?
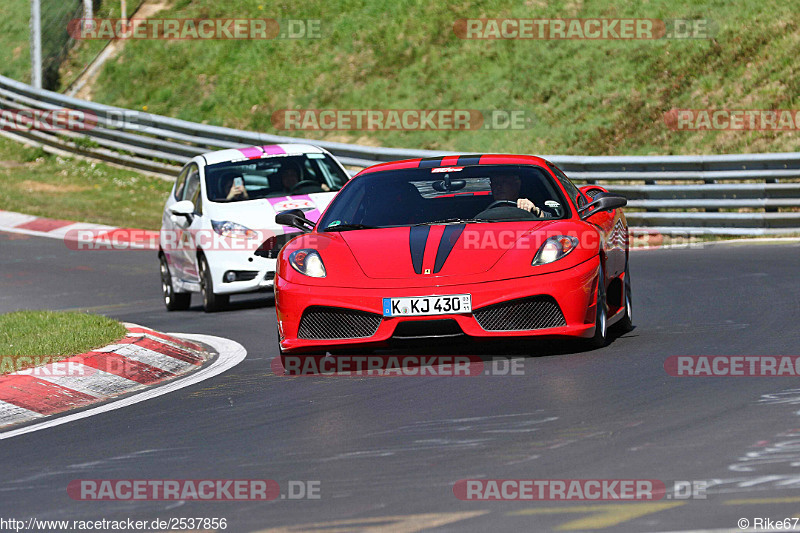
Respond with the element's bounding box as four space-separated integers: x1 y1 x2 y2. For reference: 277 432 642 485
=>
532 236 579 266
211 220 258 239
289 249 326 278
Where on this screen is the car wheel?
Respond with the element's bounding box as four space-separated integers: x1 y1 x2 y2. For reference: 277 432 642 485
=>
199 255 229 312
615 260 633 333
586 264 608 349
160 254 191 311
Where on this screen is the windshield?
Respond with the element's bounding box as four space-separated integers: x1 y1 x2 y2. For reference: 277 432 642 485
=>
204 153 348 203
318 165 570 231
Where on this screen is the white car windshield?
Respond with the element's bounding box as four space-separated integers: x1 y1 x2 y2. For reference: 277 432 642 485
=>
205 153 348 203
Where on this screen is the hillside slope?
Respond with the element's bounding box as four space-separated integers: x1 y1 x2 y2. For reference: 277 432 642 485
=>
3 0 800 155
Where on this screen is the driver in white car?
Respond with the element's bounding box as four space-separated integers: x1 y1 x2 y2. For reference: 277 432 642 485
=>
277 161 331 194
278 163 301 193
221 173 249 201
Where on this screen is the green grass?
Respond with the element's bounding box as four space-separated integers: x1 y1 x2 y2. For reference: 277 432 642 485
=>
4 0 800 155
0 136 172 229
73 0 800 156
0 1 34 83
0 310 126 375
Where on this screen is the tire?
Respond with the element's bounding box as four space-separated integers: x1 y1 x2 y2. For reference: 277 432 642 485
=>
586 264 608 349
615 260 633 333
160 254 191 311
198 254 229 312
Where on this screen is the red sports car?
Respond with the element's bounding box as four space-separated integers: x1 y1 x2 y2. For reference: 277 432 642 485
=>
274 154 631 354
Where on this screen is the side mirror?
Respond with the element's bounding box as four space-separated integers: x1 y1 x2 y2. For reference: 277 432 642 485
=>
169 200 195 223
275 209 315 233
169 200 195 216
579 193 627 220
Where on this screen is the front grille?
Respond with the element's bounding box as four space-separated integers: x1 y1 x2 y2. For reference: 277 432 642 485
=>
474 296 566 331
392 319 463 339
298 306 382 340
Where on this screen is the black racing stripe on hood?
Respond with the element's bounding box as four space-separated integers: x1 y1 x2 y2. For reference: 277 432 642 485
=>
409 226 430 274
433 224 465 274
418 158 445 168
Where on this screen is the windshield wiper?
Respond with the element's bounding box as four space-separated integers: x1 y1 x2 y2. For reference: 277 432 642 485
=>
323 223 376 232
414 218 494 226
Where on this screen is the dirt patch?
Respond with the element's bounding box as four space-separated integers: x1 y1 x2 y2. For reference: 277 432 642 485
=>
0 160 28 169
16 180 91 193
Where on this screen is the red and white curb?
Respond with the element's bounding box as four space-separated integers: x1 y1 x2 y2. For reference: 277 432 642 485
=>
0 323 245 437
0 209 158 250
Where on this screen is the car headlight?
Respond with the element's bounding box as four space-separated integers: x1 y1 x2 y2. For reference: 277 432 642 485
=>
211 220 258 239
532 236 579 266
289 249 326 278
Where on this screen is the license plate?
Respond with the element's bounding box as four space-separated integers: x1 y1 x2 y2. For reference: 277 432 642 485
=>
382 294 472 317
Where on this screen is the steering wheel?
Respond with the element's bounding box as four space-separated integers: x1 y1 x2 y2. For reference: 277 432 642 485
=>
289 180 319 194
486 200 518 209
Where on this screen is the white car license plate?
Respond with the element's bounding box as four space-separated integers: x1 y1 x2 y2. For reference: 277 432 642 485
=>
382 294 472 317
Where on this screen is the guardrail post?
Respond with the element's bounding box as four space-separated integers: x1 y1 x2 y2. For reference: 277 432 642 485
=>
29 0 42 89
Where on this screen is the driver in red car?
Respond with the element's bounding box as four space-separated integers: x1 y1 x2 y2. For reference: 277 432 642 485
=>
476 174 552 219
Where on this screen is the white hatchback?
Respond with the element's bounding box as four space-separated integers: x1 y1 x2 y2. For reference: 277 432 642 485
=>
159 143 349 312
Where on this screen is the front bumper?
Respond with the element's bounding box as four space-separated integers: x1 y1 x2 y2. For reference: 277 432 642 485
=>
205 249 276 294
276 256 600 352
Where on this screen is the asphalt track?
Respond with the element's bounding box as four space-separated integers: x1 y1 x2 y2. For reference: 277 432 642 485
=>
1 229 800 532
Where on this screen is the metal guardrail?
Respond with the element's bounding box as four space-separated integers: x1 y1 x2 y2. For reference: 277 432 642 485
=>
1 73 799 235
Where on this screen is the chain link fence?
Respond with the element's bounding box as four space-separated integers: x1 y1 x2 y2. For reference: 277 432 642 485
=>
38 0 146 90
39 0 83 89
